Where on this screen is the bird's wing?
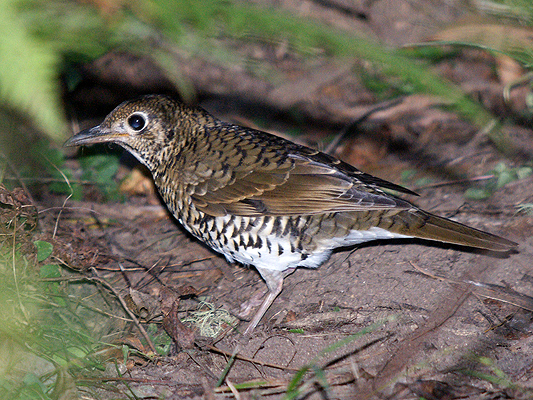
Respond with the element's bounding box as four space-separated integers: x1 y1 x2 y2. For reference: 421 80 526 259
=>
190 152 412 217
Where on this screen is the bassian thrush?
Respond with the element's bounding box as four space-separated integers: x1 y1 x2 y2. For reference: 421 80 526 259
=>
66 95 517 335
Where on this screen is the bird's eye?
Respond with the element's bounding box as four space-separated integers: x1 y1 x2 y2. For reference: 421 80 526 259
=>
127 113 146 131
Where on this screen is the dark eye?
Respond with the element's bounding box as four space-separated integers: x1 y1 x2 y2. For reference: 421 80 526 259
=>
128 113 146 131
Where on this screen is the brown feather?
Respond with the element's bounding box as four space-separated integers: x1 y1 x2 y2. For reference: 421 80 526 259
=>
191 154 407 217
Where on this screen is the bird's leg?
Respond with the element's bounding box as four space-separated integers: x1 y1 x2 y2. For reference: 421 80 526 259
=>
243 267 285 336
238 287 268 319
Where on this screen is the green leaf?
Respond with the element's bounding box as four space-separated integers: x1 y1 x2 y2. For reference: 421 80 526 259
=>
517 167 532 180
122 344 130 364
286 366 309 396
415 177 434 187
491 162 507 174
0 0 65 140
40 264 61 278
401 169 417 181
20 373 51 399
79 153 121 200
464 187 491 200
496 170 516 189
66 346 89 359
34 240 53 262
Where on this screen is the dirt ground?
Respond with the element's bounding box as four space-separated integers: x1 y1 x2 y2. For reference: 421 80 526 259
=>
37 136 532 399
13 1 533 399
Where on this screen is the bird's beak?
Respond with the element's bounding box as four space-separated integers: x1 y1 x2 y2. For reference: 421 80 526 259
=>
64 125 125 147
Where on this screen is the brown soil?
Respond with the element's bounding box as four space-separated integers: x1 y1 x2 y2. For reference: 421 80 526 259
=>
35 110 533 399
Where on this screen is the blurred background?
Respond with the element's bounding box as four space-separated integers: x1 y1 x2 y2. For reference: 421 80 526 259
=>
2 0 533 162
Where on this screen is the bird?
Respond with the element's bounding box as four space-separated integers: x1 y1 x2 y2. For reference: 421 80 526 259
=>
65 94 517 336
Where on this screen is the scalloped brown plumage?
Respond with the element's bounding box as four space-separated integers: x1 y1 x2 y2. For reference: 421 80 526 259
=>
66 94 517 335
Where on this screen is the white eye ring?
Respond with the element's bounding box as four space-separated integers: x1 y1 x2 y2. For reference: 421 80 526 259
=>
127 112 148 132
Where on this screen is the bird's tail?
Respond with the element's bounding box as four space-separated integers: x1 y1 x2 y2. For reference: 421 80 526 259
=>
397 209 517 252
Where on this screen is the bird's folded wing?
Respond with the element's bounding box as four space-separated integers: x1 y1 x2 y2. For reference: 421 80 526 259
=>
191 155 411 217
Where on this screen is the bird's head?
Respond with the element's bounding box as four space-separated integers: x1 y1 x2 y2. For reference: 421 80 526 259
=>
65 95 183 170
